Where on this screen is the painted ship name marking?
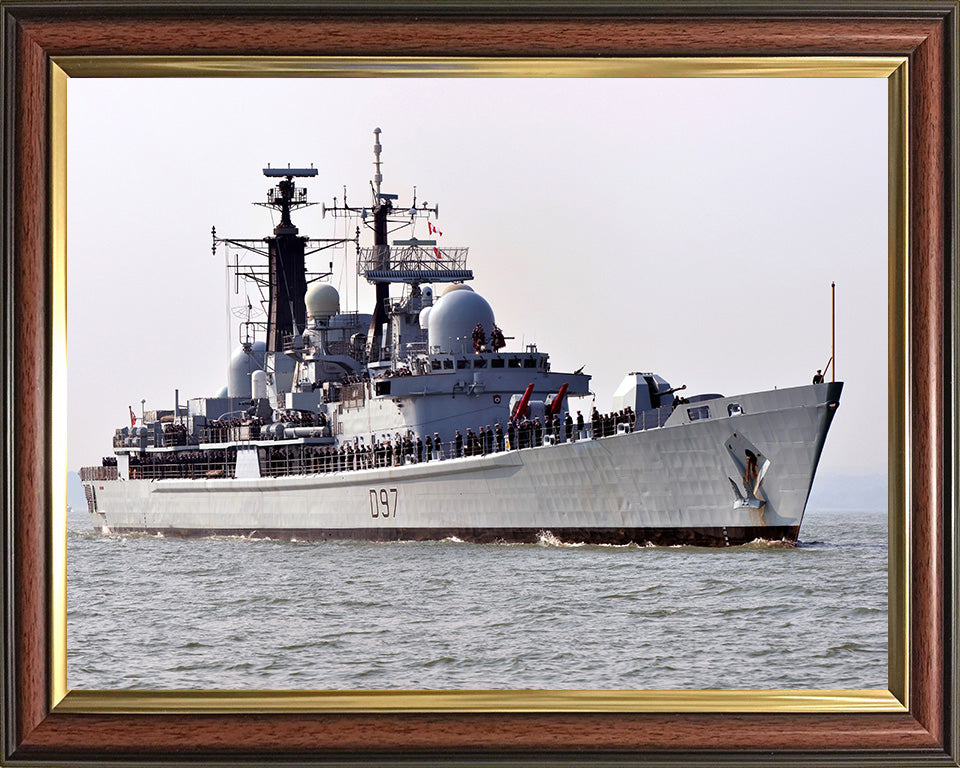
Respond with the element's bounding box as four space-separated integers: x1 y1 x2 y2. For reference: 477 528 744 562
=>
369 487 399 519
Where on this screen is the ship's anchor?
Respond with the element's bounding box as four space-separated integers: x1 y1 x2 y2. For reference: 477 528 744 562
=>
725 432 768 511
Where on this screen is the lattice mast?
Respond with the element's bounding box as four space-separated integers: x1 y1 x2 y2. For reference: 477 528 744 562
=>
323 128 471 362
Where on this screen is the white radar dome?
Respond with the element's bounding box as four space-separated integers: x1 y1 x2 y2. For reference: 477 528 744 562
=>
441 282 474 296
428 288 495 354
305 283 340 318
418 305 432 330
227 341 266 398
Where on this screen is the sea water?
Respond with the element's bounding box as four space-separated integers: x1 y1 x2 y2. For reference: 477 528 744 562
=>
66 506 886 690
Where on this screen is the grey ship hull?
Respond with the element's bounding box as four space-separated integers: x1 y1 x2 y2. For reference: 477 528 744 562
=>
87 383 841 547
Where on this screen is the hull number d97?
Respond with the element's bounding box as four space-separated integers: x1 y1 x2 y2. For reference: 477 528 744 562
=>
369 488 398 518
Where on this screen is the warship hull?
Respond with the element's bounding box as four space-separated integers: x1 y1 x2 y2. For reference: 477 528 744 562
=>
87 382 841 547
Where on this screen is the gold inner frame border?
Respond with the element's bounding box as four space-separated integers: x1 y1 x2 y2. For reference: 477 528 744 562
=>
49 55 909 715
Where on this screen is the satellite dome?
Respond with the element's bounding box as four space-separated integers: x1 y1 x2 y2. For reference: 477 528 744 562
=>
428 288 494 354
418 305 432 330
227 341 266 398
441 282 474 296
305 283 340 319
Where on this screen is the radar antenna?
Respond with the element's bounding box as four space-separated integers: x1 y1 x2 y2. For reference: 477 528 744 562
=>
324 128 462 363
213 165 356 361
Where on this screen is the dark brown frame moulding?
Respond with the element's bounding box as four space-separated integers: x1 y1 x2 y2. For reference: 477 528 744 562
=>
1 2 957 766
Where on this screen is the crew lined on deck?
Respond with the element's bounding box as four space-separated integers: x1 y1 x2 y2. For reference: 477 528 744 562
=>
106 404 653 480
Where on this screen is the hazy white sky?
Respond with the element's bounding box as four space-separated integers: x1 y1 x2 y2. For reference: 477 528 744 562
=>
67 77 887 477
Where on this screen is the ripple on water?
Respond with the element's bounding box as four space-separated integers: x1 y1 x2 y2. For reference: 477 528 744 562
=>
66 507 888 691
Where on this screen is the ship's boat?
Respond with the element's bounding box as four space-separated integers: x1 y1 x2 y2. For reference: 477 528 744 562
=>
80 129 842 547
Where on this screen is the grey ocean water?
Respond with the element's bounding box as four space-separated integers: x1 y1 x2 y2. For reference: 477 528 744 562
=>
67 506 886 690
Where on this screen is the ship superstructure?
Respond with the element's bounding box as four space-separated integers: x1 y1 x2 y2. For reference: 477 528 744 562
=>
81 129 842 547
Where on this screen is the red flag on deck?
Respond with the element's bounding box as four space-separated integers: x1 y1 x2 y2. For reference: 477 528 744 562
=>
428 221 442 237
129 406 136 427
433 246 442 259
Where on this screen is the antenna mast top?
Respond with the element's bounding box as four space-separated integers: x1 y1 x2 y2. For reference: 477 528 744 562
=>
373 127 383 197
259 165 317 233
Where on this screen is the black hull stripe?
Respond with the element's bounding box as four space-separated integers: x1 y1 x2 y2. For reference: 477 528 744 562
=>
104 526 799 547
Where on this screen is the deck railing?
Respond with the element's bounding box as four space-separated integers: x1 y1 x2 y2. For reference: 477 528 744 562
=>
93 408 674 482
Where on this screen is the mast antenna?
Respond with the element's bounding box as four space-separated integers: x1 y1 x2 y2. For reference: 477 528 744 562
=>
821 281 836 381
831 281 836 382
373 127 383 197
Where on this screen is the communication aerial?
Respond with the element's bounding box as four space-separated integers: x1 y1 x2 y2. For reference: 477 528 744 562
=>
212 164 356 358
321 128 472 361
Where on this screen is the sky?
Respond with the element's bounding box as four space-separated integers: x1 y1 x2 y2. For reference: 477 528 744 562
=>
66 77 888 479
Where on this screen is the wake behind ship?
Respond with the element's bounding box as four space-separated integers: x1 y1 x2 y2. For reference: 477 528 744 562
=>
81 129 842 547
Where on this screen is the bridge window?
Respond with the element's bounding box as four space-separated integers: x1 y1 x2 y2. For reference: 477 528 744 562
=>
687 405 710 421
523 358 536 369
456 359 468 370
473 358 487 368
375 381 391 396
728 403 743 416
491 358 505 368
431 359 441 371
443 359 453 370
508 358 521 368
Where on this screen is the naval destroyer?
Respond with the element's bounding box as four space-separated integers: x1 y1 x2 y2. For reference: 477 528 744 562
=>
81 129 842 547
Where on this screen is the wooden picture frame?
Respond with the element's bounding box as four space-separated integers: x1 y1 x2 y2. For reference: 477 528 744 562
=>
2 2 956 765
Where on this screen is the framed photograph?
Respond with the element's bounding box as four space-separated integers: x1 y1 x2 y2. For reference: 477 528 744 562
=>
64 71 896 696
2 2 956 765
